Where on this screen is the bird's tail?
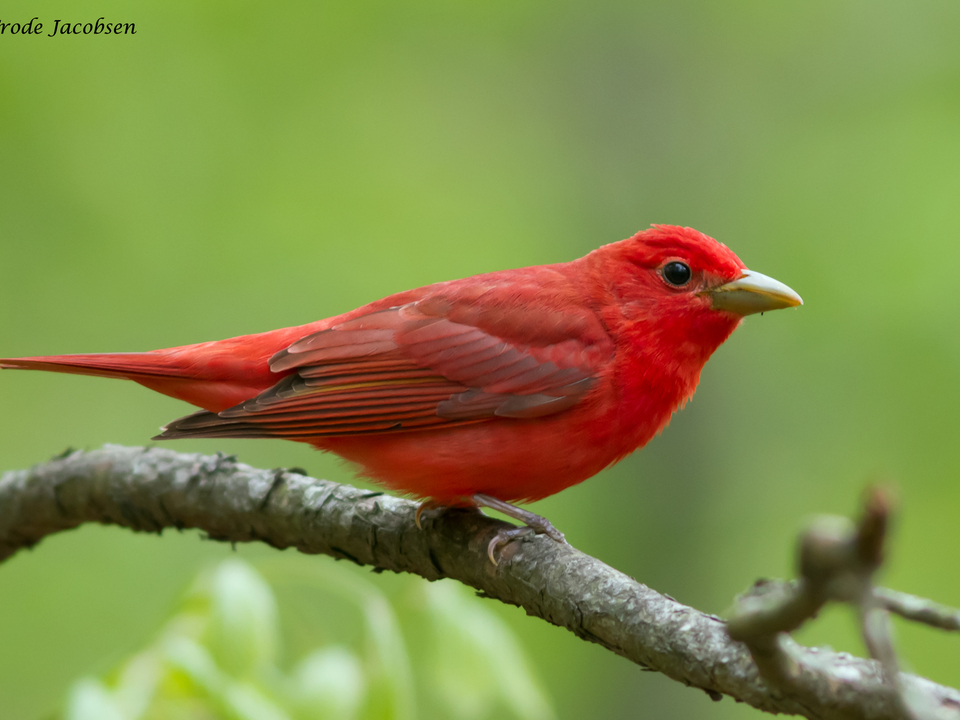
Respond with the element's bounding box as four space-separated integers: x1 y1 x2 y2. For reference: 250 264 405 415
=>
0 351 269 413
0 352 189 379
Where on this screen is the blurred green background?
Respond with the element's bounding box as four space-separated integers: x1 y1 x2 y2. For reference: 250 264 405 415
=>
2 0 959 717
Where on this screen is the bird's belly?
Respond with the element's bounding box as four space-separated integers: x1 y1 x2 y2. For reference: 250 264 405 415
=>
312 405 655 503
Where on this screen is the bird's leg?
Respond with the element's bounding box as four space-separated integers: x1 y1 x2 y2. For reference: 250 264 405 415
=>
472 494 566 542
472 493 567 564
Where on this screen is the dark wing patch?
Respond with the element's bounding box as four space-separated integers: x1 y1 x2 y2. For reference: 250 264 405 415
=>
156 300 607 442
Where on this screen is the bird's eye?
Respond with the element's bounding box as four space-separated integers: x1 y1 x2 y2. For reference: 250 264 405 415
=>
662 261 692 287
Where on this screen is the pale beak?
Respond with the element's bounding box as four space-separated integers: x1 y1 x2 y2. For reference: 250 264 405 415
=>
706 269 803 317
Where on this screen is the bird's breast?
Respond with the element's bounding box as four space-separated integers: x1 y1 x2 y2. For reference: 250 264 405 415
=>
313 385 639 503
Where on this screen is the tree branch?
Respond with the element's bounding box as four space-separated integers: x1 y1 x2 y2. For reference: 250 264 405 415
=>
2 445 958 719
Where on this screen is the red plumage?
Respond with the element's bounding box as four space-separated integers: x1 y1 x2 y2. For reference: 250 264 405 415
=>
1 225 800 504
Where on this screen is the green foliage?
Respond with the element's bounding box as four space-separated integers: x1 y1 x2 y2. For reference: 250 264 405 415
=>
58 559 554 720
203 560 281 679
421 582 553 720
289 647 365 720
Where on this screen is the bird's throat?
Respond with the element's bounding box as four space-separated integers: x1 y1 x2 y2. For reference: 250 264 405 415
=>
614 309 741 450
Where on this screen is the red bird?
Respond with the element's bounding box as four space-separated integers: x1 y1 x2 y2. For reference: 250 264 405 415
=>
1 226 801 558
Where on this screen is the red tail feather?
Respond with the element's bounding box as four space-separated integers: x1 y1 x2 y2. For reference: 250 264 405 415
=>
0 353 188 379
0 353 275 413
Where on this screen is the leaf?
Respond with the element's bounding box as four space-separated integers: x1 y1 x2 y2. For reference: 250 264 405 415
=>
113 651 163 720
289 646 366 720
256 557 416 720
222 682 292 720
163 636 227 698
164 636 292 720
356 590 414 720
422 581 555 720
203 559 281 679
64 678 126 720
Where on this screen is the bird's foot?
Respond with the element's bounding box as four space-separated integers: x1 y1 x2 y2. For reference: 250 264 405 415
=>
472 493 567 565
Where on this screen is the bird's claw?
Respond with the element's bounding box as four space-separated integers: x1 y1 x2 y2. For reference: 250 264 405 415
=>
486 522 568 565
415 500 444 530
487 526 536 565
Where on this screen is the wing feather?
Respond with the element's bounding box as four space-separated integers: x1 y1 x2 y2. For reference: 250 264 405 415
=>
157 287 613 442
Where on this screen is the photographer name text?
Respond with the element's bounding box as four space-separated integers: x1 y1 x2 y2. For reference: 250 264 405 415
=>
0 17 136 37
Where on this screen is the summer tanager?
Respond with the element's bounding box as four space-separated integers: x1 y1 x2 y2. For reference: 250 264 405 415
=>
1 225 801 555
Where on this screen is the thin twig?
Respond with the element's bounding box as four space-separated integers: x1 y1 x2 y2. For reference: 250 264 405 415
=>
876 588 960 632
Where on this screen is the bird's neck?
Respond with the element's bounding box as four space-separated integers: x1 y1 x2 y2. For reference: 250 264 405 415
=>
612 307 741 450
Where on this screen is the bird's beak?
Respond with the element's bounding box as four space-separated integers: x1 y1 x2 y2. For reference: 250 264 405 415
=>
705 269 803 317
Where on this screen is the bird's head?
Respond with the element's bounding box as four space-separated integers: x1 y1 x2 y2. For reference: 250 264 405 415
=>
593 225 802 365
600 224 801 317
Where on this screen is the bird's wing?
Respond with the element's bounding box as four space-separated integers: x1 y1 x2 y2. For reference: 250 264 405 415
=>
157 284 613 440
